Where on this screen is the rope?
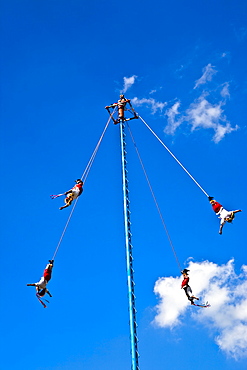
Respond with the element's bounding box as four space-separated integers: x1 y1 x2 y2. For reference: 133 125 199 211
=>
81 114 113 183
127 124 182 272
139 116 209 197
52 116 112 260
52 198 78 260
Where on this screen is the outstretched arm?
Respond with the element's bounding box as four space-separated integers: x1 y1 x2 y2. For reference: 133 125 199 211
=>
64 189 73 195
105 103 117 108
50 193 65 199
233 210 242 214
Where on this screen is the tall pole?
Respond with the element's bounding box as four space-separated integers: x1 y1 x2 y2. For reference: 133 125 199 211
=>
119 120 140 370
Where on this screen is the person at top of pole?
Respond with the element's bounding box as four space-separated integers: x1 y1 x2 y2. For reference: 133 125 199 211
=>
208 196 242 235
105 94 130 123
27 260 54 300
105 94 138 124
181 269 199 305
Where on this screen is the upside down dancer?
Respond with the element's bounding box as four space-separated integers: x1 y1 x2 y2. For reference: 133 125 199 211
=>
208 196 242 235
27 260 54 307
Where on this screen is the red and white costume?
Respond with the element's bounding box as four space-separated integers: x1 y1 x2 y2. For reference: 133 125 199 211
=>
69 183 83 200
181 274 195 302
211 201 235 225
34 264 53 289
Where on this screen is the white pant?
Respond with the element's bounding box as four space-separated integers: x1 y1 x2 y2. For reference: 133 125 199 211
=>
217 208 233 225
35 277 47 289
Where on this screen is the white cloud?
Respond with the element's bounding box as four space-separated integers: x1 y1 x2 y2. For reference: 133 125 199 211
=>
121 75 137 93
220 82 230 99
213 123 237 143
194 63 217 89
132 97 167 114
163 95 238 143
185 96 238 143
164 102 183 134
153 259 247 359
131 70 237 143
220 52 231 63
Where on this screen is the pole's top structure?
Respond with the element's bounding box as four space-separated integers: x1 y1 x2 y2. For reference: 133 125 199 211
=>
105 95 139 125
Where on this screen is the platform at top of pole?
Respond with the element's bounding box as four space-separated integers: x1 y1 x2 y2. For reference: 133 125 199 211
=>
105 94 139 125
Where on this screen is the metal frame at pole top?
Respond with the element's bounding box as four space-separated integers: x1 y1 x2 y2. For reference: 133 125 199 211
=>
119 120 140 370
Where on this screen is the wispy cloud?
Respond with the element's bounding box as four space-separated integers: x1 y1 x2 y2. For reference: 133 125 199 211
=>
220 82 230 99
164 102 183 134
163 94 238 143
220 52 231 64
153 259 247 359
185 96 238 143
132 97 167 114
121 75 137 93
129 65 238 143
194 63 217 89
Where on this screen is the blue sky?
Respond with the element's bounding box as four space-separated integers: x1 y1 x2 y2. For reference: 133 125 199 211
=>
1 1 247 369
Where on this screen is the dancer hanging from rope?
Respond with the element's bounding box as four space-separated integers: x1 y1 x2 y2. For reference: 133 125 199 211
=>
181 269 199 305
105 94 138 124
181 269 210 308
27 260 54 308
51 179 84 210
138 117 242 234
208 196 242 235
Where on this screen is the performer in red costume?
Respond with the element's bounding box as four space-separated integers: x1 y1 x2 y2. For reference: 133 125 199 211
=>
57 179 83 210
208 196 242 235
27 260 54 300
181 269 199 305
